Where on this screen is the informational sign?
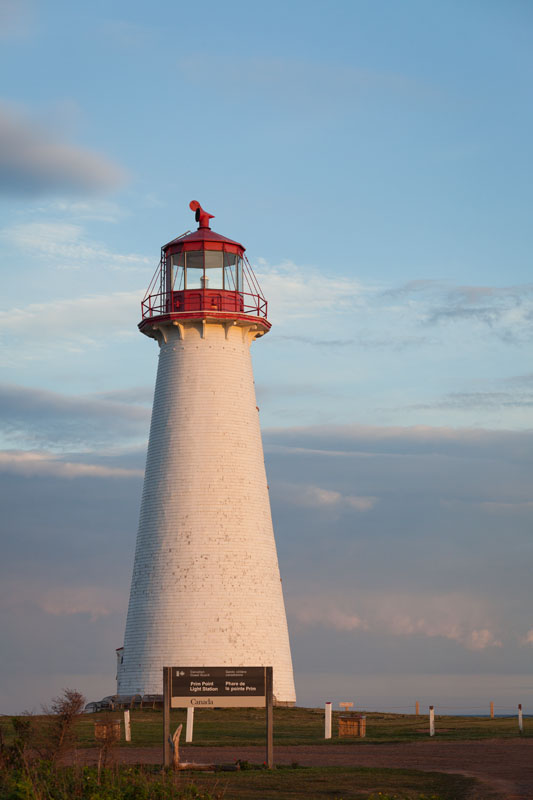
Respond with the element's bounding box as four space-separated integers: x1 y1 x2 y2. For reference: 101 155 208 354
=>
170 666 266 708
162 666 274 769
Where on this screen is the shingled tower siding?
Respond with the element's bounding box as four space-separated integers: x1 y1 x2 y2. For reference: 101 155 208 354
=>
118 319 296 704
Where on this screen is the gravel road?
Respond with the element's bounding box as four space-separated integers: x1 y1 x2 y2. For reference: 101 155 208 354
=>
72 739 533 799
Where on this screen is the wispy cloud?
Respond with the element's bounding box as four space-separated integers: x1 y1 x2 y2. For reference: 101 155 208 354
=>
256 261 369 325
178 56 437 115
1 580 126 621
0 0 35 39
100 19 156 49
1 221 150 270
264 423 533 462
521 630 533 646
0 290 143 358
411 391 533 411
383 279 533 343
32 198 126 223
0 450 143 479
0 103 127 196
291 602 368 633
274 482 377 512
253 263 533 348
289 591 503 651
0 383 150 451
39 585 126 620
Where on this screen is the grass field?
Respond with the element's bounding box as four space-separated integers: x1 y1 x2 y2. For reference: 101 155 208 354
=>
121 764 479 799
1 705 529 748
2 708 520 798
170 765 480 799
85 706 532 747
0 763 480 800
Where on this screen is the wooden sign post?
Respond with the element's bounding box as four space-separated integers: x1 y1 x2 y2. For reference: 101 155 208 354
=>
163 666 273 768
265 667 273 769
163 666 171 767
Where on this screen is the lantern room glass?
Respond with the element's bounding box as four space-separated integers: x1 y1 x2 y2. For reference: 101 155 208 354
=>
169 251 243 293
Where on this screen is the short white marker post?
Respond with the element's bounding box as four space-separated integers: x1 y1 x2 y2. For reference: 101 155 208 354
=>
124 709 131 742
518 704 523 734
429 705 435 737
325 702 332 739
186 706 194 743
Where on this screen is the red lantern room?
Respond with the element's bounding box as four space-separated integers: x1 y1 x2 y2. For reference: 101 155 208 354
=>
139 201 270 338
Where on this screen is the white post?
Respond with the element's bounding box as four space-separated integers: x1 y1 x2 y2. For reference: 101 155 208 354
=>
186 706 194 742
325 702 332 739
429 705 435 737
518 703 523 733
124 709 131 742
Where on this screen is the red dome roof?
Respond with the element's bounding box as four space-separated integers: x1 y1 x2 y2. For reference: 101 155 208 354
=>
163 227 245 256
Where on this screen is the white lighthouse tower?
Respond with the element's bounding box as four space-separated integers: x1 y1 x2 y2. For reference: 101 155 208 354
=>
117 202 296 705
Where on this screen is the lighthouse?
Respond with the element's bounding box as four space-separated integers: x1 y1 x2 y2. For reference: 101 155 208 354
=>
117 202 296 705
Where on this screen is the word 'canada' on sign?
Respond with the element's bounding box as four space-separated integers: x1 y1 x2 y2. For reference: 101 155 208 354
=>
170 666 267 708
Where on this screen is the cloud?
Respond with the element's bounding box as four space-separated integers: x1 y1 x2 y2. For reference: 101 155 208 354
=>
39 586 125 621
0 0 35 39
32 199 125 223
100 19 156 49
0 290 143 357
0 450 143 479
0 383 150 451
1 579 126 621
289 591 503 651
466 629 502 651
411 391 533 411
383 279 533 343
255 261 369 325
253 263 533 349
274 482 377 512
1 221 150 270
0 221 152 359
178 56 436 116
264 423 533 463
0 103 127 195
290 602 368 633
274 335 355 348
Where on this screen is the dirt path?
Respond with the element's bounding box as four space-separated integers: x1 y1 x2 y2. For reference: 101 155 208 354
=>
73 739 533 799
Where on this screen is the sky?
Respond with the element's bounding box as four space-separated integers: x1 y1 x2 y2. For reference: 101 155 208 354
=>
0 0 532 714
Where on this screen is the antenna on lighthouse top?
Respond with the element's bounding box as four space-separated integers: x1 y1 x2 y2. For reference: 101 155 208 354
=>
189 200 214 230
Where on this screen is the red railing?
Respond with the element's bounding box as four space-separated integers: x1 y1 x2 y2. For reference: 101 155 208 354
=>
141 289 268 321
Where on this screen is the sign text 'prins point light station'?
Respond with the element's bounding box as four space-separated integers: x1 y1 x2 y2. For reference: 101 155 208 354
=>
117 202 296 706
